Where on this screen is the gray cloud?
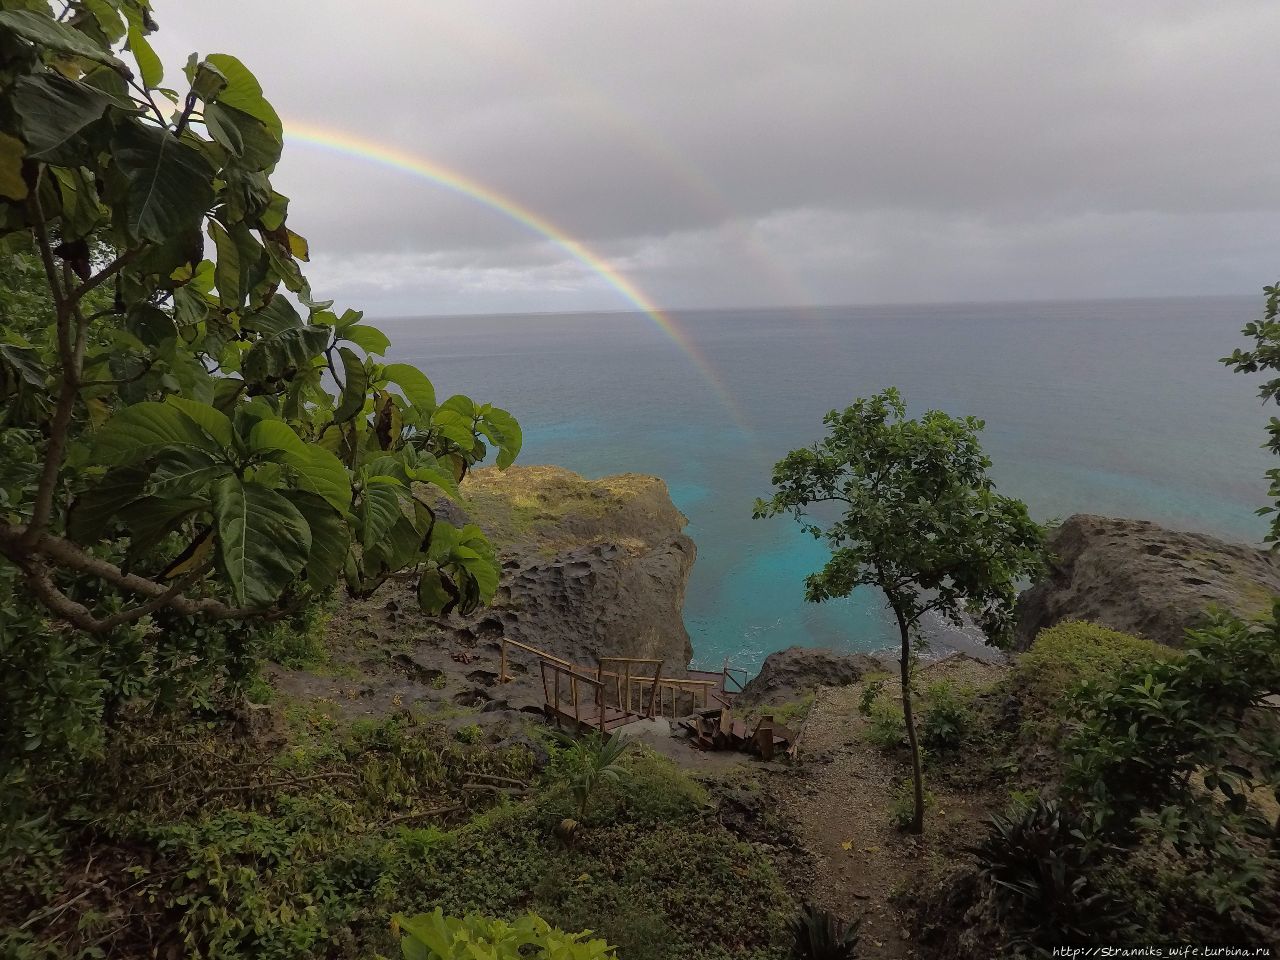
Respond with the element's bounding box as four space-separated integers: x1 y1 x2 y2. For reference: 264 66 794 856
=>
153 1 1280 313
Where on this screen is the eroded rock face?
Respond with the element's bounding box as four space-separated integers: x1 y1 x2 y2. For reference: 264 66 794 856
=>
286 465 699 721
439 465 696 672
738 646 887 707
1014 514 1280 649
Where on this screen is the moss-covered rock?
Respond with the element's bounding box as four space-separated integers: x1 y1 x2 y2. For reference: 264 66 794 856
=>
1015 514 1280 648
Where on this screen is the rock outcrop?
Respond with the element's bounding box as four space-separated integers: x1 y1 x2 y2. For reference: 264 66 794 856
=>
451 465 696 670
1014 514 1280 649
737 646 887 707
280 465 698 722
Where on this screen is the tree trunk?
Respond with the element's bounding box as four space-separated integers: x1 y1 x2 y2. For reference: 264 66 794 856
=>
894 610 925 834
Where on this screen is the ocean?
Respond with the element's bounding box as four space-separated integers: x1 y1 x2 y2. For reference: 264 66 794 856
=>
376 297 1274 672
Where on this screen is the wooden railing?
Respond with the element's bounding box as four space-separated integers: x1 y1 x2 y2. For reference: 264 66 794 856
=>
539 660 607 732
503 637 739 726
499 636 572 683
598 657 663 719
721 660 749 695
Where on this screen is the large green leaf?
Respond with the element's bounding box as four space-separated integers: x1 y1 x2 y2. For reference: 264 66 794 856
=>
11 73 112 165
211 476 311 607
283 490 349 592
93 401 224 465
203 101 280 172
67 465 150 542
113 122 215 244
478 406 521 469
248 419 352 514
203 54 282 139
208 218 264 310
431 408 476 448
118 495 208 558
125 21 162 88
0 9 128 72
358 480 404 553
146 446 228 499
242 325 330 383
382 363 436 415
240 296 301 336
408 452 462 502
332 345 367 423
82 0 126 43
416 566 454 616
0 131 26 200
164 396 232 449
50 165 102 239
365 514 423 575
342 323 390 357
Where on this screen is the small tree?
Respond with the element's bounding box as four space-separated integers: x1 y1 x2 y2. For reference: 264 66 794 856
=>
754 388 1043 833
1222 282 1280 545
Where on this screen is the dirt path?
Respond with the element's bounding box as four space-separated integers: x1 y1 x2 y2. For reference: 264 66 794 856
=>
770 657 1005 960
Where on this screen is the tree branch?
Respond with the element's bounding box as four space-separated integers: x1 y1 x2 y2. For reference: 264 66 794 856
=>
23 199 80 548
0 525 282 632
69 248 141 307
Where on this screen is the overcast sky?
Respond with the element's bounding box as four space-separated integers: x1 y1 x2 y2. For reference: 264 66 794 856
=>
154 2 1280 316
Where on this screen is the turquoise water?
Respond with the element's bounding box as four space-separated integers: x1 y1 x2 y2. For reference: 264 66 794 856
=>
379 298 1274 671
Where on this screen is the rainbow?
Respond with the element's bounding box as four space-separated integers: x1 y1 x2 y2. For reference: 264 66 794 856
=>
282 120 751 434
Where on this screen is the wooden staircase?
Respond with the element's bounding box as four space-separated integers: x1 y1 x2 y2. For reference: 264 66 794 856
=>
498 638 745 734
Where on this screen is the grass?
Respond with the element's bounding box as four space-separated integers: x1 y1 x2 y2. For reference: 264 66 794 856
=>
4 711 793 960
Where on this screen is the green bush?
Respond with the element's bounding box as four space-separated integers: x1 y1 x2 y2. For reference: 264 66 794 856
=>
394 909 616 959
888 780 932 831
864 698 906 751
920 681 974 750
1013 620 1171 710
254 599 333 670
546 731 631 819
788 902 860 959
1060 610 1280 932
856 674 891 717
971 798 1127 949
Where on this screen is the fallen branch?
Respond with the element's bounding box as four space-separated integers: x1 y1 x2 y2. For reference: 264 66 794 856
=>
386 804 463 826
201 771 358 796
463 772 529 789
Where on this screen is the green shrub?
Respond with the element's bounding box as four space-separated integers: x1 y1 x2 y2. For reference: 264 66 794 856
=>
454 724 484 745
547 731 631 819
971 798 1127 948
393 909 616 959
254 599 333 670
920 680 974 750
1013 620 1172 711
1060 610 1280 929
788 902 860 959
856 674 892 717
776 694 815 727
864 698 906 751
888 780 932 831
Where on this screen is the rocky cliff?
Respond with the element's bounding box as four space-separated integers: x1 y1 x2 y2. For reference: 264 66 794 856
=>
1014 514 1280 649
443 465 696 670
737 646 887 707
274 465 697 722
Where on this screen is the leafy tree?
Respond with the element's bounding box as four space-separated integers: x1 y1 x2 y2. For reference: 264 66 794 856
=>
1223 282 1280 544
0 1 519 641
754 388 1043 833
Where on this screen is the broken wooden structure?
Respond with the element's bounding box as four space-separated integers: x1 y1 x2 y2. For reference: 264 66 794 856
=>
678 707 796 761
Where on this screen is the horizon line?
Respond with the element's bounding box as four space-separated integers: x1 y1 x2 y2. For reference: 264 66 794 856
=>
368 289 1261 323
